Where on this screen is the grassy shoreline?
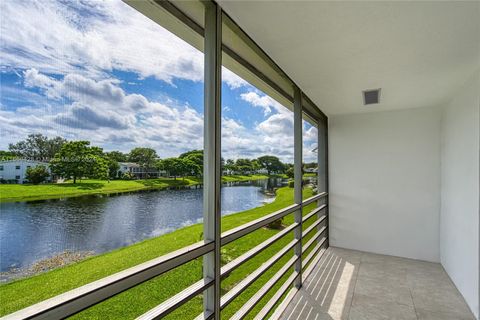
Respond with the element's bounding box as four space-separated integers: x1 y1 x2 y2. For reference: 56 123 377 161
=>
0 174 271 203
0 186 318 319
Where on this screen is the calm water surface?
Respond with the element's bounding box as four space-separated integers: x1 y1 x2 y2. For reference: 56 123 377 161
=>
0 178 285 274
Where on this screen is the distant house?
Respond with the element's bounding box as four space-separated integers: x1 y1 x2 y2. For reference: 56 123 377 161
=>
304 167 317 173
0 159 51 184
256 168 269 175
118 162 166 179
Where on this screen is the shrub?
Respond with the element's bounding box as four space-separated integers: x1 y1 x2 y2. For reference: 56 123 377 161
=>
122 172 135 180
25 166 50 184
266 218 284 230
286 167 294 179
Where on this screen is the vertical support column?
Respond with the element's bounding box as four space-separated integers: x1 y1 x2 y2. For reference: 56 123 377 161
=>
203 2 221 318
293 86 303 288
317 117 328 244
325 118 329 248
317 119 327 195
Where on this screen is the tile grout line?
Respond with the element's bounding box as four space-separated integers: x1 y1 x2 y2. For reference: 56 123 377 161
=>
408 285 420 320
345 253 362 320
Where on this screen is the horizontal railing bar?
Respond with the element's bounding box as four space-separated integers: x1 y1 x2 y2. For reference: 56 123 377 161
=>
221 222 299 279
220 239 298 309
302 192 328 206
253 271 300 320
302 204 327 223
231 256 299 320
302 227 327 254
221 204 300 246
136 277 214 320
302 237 327 269
2 241 214 320
302 215 326 238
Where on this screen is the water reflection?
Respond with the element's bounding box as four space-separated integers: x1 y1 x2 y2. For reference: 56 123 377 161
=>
0 178 285 274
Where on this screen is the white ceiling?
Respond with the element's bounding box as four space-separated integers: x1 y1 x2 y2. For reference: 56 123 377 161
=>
218 1 480 115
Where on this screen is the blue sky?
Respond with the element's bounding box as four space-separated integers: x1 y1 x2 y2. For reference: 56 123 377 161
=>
0 0 317 162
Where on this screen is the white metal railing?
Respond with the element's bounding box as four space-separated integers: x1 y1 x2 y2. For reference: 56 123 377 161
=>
1 193 328 320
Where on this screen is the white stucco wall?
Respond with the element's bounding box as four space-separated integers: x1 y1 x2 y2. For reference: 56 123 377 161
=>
329 107 441 262
440 71 479 319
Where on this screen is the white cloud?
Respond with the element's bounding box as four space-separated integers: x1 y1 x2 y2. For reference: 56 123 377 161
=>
2 69 206 157
0 0 299 161
1 0 204 82
257 113 293 136
222 68 249 89
303 124 318 162
239 91 289 116
1 0 250 90
304 125 318 143
2 67 298 161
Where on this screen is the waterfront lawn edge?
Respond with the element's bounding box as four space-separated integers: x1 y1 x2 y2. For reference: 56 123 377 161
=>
0 174 273 203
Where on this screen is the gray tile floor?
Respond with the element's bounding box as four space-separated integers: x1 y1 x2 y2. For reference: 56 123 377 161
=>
280 247 475 320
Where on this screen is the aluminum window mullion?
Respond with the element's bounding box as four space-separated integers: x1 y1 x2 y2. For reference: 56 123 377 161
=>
203 2 222 319
318 117 329 247
293 85 303 289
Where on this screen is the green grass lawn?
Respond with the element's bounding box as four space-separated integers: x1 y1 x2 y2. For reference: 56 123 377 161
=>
0 186 321 319
0 175 270 203
303 172 317 177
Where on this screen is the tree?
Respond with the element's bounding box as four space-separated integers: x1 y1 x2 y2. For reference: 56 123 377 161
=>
104 155 120 179
9 133 66 160
25 166 50 184
179 150 203 175
224 159 235 173
257 155 285 175
157 158 185 180
182 158 200 177
0 150 16 160
105 151 127 162
235 158 253 174
251 159 261 173
50 141 109 183
286 167 294 179
128 148 158 170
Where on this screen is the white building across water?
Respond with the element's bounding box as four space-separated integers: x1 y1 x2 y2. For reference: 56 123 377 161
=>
118 162 166 179
0 159 50 184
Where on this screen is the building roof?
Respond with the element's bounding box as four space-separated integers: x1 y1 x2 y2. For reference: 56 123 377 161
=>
0 159 49 165
119 162 142 167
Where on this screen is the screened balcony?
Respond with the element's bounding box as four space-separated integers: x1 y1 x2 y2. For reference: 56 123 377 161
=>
1 1 478 320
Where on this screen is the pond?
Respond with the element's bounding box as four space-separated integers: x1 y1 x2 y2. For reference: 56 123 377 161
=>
0 178 285 278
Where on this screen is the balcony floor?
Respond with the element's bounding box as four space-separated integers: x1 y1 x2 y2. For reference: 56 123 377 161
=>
280 247 475 320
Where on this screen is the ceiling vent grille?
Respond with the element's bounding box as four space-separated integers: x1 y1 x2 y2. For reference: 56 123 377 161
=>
363 89 381 105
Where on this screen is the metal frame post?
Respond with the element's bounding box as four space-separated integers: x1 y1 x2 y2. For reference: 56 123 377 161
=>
317 117 327 240
317 120 327 195
317 117 329 247
203 2 222 318
325 119 329 248
293 86 303 288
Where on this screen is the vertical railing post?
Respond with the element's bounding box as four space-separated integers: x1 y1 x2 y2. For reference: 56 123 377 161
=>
203 2 222 318
325 118 329 248
317 117 326 238
293 86 303 288
317 119 327 194
317 117 329 247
